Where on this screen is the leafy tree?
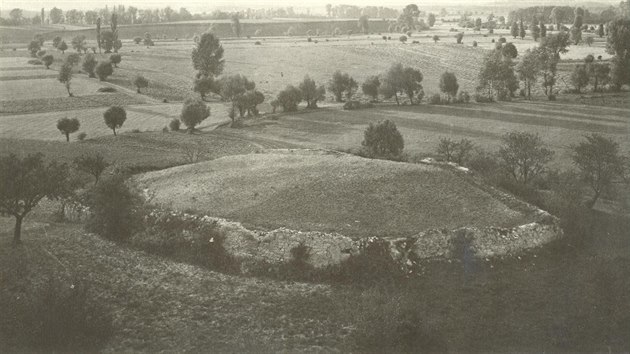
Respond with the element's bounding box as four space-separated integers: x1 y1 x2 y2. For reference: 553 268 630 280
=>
428 13 436 27
74 153 109 185
49 7 63 24
217 74 255 124
499 131 554 185
56 117 80 142
58 64 73 97
570 26 582 45
82 53 98 78
193 76 219 100
277 85 303 112
100 30 114 53
502 42 518 58
519 19 526 39
103 106 126 136
65 53 81 67
109 53 121 68
605 19 630 90
84 173 142 242
328 71 358 102
95 61 113 81
9 8 23 25
589 62 610 92
510 22 519 38
58 40 68 54
113 39 122 53
358 15 369 34
133 75 148 93
585 36 594 47
27 40 41 57
610 56 630 91
399 35 407 43
477 50 518 101
299 76 326 108
362 120 404 157
570 64 589 93
432 35 440 43
597 23 605 38
192 32 225 78
439 72 459 101
42 54 54 69
53 36 62 48
530 24 540 41
550 7 564 30
96 17 102 54
180 98 210 132
516 49 539 99
361 75 381 101
236 90 265 117
437 137 474 165
231 12 241 38
0 153 68 244
540 21 547 38
71 35 87 53
572 134 627 208
455 32 464 44
134 37 142 44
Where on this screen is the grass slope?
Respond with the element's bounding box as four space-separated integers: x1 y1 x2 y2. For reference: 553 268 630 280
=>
136 150 533 238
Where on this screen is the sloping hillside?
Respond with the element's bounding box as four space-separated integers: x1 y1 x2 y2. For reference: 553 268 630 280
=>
135 149 535 238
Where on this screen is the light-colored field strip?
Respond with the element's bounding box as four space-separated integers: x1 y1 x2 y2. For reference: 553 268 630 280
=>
0 77 117 101
0 102 230 141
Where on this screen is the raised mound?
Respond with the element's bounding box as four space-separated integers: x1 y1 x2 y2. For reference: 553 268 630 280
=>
135 150 536 238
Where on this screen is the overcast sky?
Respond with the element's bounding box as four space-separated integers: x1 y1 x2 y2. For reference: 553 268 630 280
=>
1 0 483 12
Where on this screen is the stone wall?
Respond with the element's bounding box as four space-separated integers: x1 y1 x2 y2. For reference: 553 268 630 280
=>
64 200 563 272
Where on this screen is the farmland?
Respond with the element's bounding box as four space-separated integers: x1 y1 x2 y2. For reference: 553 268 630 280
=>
1 8 630 353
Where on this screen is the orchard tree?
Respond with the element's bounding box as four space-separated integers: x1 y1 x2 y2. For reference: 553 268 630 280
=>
133 75 148 93
217 74 255 124
530 24 540 41
27 40 41 57
361 75 381 101
236 90 265 117
499 131 554 185
82 54 98 78
0 153 68 244
74 153 109 185
540 21 547 38
56 117 80 142
477 50 518 101
42 54 54 69
570 64 589 93
519 19 526 40
516 49 539 99
439 72 459 102
193 76 219 100
456 32 464 44
433 35 440 43
572 134 627 208
276 85 303 112
103 106 127 136
428 13 436 27
299 76 326 108
58 64 73 97
358 15 369 34
191 32 224 76
180 98 210 132
95 61 113 81
53 36 62 48
58 40 68 54
362 120 404 157
100 30 114 53
231 12 241 38
109 53 121 68
589 62 610 92
328 71 358 102
71 35 87 53
502 42 518 58
510 22 519 38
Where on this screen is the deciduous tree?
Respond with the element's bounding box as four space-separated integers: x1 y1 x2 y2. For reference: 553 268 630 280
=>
56 117 80 142
180 98 210 132
299 76 326 108
499 131 554 185
103 106 126 136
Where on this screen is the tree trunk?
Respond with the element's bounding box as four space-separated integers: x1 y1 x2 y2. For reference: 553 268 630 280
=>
13 216 23 244
137 88 141 93
112 128 116 136
65 132 70 142
394 93 399 105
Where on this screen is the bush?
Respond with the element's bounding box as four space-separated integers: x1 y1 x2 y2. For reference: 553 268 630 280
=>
343 100 374 110
109 54 121 67
332 238 404 285
276 85 303 112
254 41 261 45
399 35 408 43
84 173 143 242
42 54 54 69
133 37 142 44
429 93 443 105
169 119 181 131
474 92 494 103
180 98 210 132
472 40 478 47
457 90 471 103
130 210 238 273
36 50 46 57
362 120 404 158
95 61 113 81
133 75 148 93
97 87 116 92
77 132 87 141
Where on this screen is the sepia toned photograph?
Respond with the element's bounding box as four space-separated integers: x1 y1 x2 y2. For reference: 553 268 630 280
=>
0 0 629 352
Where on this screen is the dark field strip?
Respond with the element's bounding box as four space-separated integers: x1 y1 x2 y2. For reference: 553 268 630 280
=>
0 74 56 81
0 66 43 71
0 94 146 115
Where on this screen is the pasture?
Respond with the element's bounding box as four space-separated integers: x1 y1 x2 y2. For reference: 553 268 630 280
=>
135 150 534 238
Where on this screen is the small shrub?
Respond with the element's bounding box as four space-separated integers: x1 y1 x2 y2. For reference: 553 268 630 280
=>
362 120 404 158
399 35 408 43
457 90 471 103
429 93 443 105
84 173 143 242
134 37 142 44
307 37 312 42
169 118 181 131
472 40 478 47
131 129 141 133
95 62 113 81
77 132 87 141
254 41 261 45
474 92 494 103
97 87 116 93
27 59 43 65
343 100 374 110
36 50 46 57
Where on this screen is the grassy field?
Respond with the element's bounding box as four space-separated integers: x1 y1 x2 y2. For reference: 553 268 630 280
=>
223 99 630 169
135 150 534 238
